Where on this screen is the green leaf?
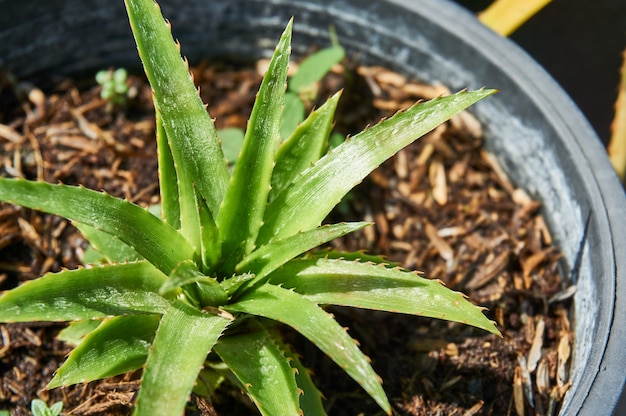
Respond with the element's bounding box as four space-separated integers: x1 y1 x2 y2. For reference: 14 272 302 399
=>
214 321 300 416
47 403 57 416
159 259 227 307
134 300 232 416
225 284 390 414
78 205 161 265
289 46 345 93
235 222 371 294
258 89 497 245
270 92 340 201
156 107 181 230
125 0 230 242
204 360 243 391
48 402 63 416
218 127 245 164
216 19 293 269
48 314 160 388
305 248 399 268
194 185 221 272
81 244 107 266
0 178 194 275
220 273 256 297
0 262 169 322
29 399 63 416
280 92 305 141
283 344 327 416
329 131 345 148
270 258 500 335
57 319 102 346
75 222 142 264
193 367 227 399
30 399 49 416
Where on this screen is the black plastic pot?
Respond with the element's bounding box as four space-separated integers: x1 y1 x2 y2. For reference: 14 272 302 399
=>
1 0 624 414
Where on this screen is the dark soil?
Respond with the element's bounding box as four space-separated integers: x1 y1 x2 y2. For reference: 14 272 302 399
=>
0 60 573 415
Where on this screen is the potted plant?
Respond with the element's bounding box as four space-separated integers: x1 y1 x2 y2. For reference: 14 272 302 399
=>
0 0 624 415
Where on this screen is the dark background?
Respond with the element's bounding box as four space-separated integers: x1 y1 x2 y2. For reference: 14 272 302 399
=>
454 0 626 147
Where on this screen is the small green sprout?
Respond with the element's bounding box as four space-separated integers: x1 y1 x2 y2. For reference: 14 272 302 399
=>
30 399 63 416
0 1 499 415
281 40 345 140
95 67 130 105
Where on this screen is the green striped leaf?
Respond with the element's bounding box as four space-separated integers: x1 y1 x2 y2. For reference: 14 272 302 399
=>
269 258 500 335
283 343 327 415
160 259 227 307
216 20 292 270
125 0 230 243
0 178 193 275
134 300 232 416
215 321 301 416
258 89 497 245
194 185 221 272
225 284 390 414
270 92 340 201
57 319 102 346
155 107 181 230
48 314 160 388
75 222 142 264
235 222 370 294
0 262 169 322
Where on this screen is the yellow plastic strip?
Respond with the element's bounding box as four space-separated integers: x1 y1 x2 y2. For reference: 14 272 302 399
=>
608 49 626 184
479 0 552 36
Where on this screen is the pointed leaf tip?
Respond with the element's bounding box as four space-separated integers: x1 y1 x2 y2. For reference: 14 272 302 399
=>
258 89 495 245
217 19 293 268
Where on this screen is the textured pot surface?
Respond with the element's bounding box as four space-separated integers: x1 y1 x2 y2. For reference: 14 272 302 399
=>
1 0 624 414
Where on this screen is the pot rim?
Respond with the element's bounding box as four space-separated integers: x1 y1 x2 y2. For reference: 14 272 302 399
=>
402 1 626 413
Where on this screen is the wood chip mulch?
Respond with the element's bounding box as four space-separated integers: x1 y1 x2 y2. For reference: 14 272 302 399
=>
0 60 574 415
